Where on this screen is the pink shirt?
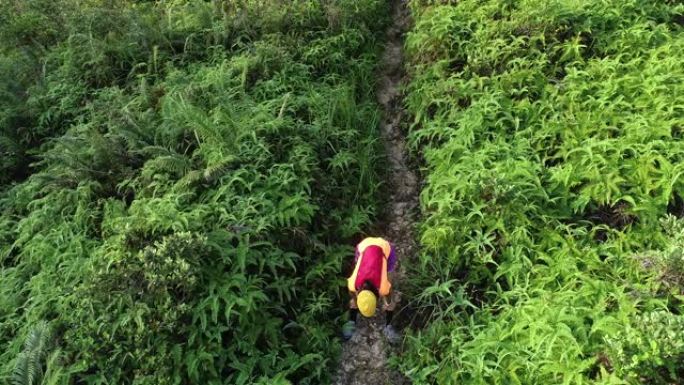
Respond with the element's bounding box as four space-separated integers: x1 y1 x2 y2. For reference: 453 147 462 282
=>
354 245 384 291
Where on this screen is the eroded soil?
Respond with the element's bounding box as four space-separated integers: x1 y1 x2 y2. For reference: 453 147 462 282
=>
333 1 417 384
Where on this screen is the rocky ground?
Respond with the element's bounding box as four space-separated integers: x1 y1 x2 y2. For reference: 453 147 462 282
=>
333 1 417 384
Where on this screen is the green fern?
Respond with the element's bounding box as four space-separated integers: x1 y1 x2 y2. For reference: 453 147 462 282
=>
0 1 388 384
12 321 53 385
401 0 684 384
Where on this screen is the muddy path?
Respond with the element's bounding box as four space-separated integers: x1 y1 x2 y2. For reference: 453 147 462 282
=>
333 1 417 385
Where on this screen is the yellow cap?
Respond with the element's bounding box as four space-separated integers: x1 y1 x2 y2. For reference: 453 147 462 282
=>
357 290 377 317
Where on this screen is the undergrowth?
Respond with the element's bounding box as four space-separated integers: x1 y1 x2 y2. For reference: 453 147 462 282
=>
0 0 389 384
400 0 684 384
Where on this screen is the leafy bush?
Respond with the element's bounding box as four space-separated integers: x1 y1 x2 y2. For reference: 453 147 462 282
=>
0 0 389 384
653 215 684 291
400 0 684 384
605 310 684 384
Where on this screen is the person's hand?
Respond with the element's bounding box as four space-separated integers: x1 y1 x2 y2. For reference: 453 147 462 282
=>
393 290 402 304
382 295 396 311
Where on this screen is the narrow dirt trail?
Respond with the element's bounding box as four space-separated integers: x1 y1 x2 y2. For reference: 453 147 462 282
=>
334 1 417 385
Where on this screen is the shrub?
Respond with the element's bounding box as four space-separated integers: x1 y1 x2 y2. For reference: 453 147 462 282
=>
400 0 684 384
0 0 389 383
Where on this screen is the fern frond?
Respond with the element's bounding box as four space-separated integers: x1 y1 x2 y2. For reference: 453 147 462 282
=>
203 156 237 183
141 154 193 179
12 321 53 385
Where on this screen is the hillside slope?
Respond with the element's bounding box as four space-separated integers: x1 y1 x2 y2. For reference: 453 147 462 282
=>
0 1 389 384
399 1 684 384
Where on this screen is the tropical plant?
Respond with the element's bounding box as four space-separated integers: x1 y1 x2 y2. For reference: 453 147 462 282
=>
0 0 389 383
399 0 684 384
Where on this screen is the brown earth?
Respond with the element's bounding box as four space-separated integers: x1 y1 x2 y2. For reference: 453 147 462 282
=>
333 1 417 384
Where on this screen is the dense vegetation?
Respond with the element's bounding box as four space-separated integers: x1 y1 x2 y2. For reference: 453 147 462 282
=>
4 0 684 384
400 0 684 384
0 1 389 384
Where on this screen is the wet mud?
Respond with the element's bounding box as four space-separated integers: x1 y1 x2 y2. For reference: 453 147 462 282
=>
333 1 417 384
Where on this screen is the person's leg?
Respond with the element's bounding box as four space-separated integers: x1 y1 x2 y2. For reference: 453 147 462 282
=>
382 292 401 344
350 308 359 322
385 309 394 325
343 292 358 340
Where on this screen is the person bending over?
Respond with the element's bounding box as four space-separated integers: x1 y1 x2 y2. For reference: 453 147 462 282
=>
343 236 399 343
